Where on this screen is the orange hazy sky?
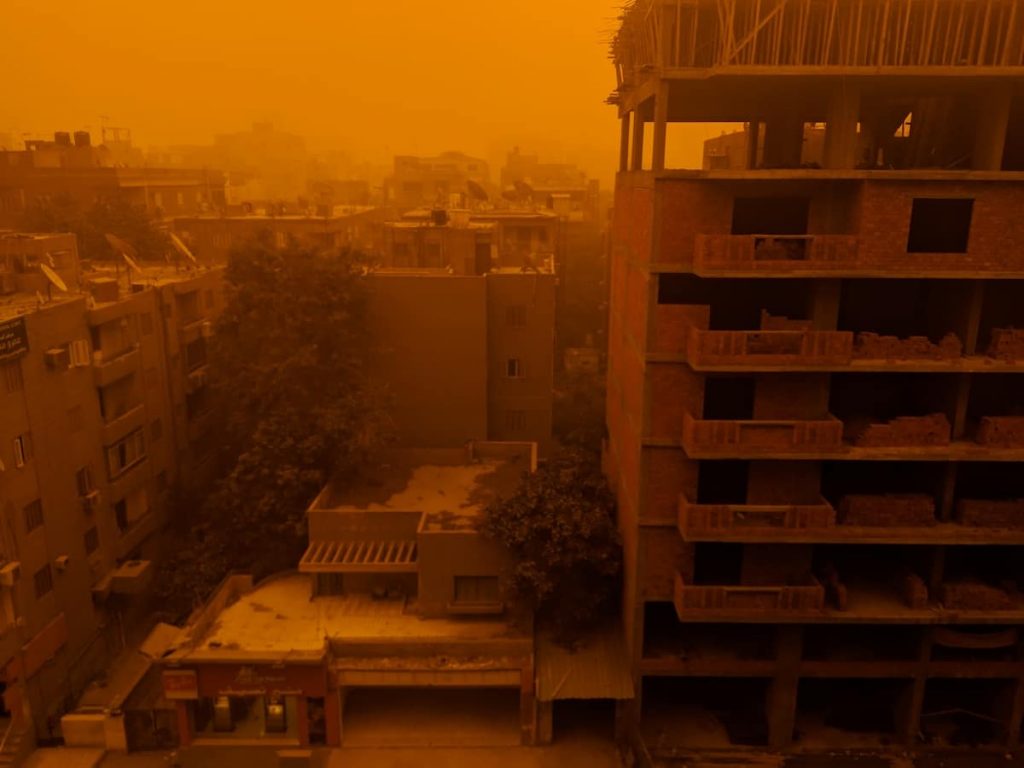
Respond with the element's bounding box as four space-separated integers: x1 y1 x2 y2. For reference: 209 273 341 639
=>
0 0 721 183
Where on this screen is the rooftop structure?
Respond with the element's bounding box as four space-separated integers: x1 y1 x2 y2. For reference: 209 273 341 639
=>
388 152 491 211
606 0 1024 758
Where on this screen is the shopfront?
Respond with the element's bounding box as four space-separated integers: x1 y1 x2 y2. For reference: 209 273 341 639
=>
162 660 337 747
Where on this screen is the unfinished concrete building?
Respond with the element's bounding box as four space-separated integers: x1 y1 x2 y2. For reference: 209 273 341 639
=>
606 0 1024 755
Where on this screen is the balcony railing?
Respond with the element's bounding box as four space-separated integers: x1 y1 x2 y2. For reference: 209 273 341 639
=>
674 573 825 619
693 234 860 274
686 328 854 368
682 412 844 456
679 495 836 539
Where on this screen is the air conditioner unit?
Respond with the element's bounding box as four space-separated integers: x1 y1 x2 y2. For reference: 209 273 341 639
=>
54 555 71 572
0 561 21 587
44 347 70 370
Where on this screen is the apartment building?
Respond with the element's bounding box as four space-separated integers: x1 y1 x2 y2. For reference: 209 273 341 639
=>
171 207 384 264
0 132 226 228
0 232 223 747
606 0 1024 757
388 152 490 211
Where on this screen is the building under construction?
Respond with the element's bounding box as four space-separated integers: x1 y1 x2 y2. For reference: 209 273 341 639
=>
606 0 1024 756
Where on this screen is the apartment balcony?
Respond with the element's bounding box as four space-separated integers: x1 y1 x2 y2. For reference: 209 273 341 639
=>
93 345 140 387
678 494 836 542
682 412 844 458
115 511 157 559
100 403 145 446
693 234 860 276
674 574 825 622
686 328 853 370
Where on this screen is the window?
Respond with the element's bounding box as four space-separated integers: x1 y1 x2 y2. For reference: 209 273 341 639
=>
907 198 974 254
33 565 53 598
2 362 23 393
115 499 128 532
23 500 43 532
505 305 527 327
150 419 163 442
106 429 145 478
84 526 99 555
505 409 526 432
505 358 523 378
453 576 500 605
13 432 32 467
76 465 94 496
140 313 153 336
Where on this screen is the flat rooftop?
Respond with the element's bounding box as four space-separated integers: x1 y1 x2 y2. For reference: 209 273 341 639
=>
318 448 528 533
180 574 525 661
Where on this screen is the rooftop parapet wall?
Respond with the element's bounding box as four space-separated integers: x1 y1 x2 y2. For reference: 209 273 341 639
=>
612 0 1024 93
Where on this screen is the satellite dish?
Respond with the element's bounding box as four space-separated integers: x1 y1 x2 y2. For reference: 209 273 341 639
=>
513 180 534 198
169 233 199 266
123 253 143 275
104 233 139 260
466 180 488 202
40 263 68 292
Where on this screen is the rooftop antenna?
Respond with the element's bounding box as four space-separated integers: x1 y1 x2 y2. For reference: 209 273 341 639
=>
169 232 199 269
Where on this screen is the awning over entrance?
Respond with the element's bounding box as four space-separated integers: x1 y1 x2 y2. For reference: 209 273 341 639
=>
536 627 634 702
299 539 418 573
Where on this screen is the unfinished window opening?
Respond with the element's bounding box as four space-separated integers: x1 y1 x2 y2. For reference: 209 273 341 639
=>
643 605 775 661
811 545 932 608
907 199 973 254
692 543 744 586
955 463 1023 507
819 462 944 523
731 197 810 236
802 625 922 662
696 461 749 505
657 276 811 328
978 281 1024 360
931 625 1020 664
919 679 1013 748
838 279 971 347
828 373 958 443
942 546 1023 595
965 376 1023 443
641 677 770 748
701 376 755 420
794 678 910 749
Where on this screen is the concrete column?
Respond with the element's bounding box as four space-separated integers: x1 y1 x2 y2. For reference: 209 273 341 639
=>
536 699 553 744
296 695 309 746
767 626 802 748
652 82 669 172
619 114 631 173
631 110 645 171
1007 676 1024 746
324 689 341 746
745 121 761 169
175 701 192 747
520 665 537 745
762 116 805 168
973 85 1013 171
808 279 842 330
823 86 861 169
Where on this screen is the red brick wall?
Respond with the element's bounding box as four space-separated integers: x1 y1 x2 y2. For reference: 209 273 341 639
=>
640 446 697 524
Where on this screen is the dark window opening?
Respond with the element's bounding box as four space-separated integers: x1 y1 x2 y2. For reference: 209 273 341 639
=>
731 197 810 235
701 376 755 420
907 198 973 253
696 461 749 504
692 543 744 585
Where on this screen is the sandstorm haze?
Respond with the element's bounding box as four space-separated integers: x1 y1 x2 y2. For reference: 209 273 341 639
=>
0 0 664 182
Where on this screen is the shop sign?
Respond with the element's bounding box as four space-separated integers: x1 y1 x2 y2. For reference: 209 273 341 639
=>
162 669 199 700
0 317 28 362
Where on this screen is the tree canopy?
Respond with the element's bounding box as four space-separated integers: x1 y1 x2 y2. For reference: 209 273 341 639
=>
154 235 390 618
19 193 171 261
483 448 621 642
